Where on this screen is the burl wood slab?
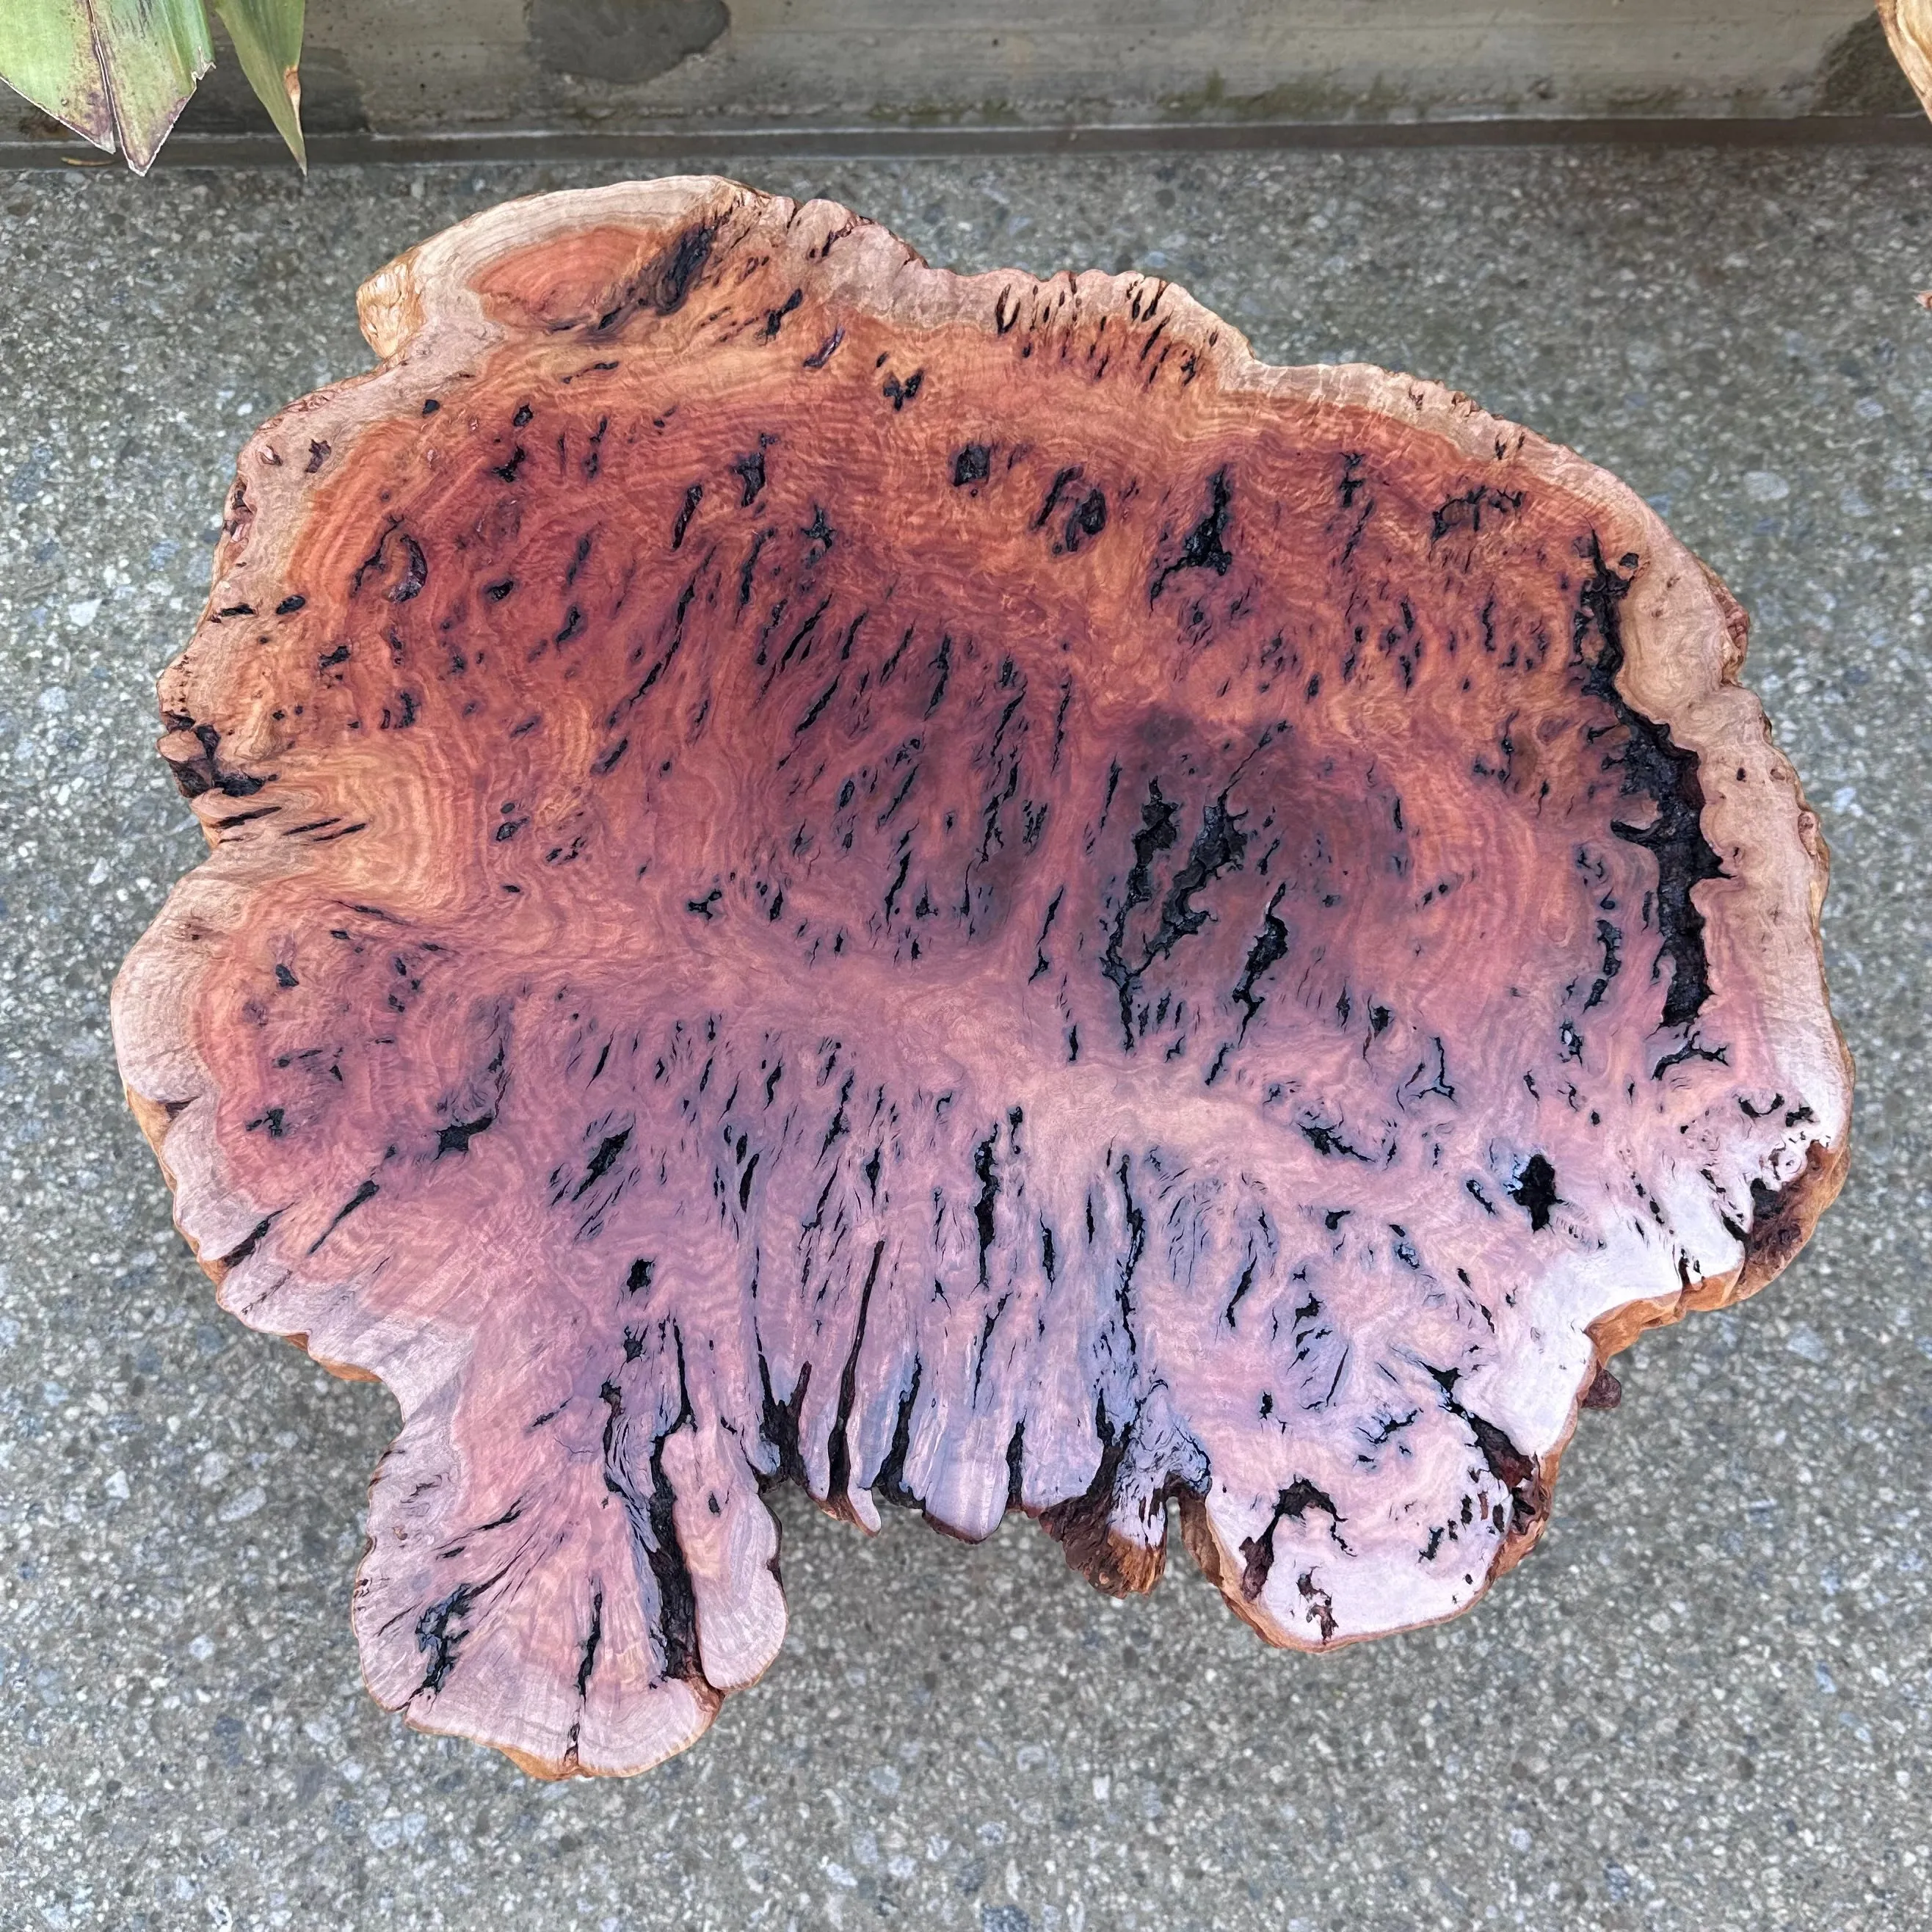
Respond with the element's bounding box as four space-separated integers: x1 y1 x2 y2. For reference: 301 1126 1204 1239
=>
113 178 1852 1777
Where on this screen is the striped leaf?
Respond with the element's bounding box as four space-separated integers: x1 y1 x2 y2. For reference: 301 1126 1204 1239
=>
211 0 305 170
0 0 306 172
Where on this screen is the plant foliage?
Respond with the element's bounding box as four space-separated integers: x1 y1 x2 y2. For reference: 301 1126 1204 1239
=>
0 0 305 172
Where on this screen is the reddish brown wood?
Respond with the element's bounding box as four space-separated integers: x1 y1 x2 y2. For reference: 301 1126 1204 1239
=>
113 178 1851 1778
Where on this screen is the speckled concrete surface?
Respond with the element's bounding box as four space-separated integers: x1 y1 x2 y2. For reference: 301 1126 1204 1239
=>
0 148 1927 1932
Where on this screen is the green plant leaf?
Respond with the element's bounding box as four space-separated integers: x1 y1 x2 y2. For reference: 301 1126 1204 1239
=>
211 0 305 170
0 1 115 150
0 0 213 172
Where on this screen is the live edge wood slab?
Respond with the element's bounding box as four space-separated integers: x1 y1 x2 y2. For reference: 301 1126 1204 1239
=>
112 178 1852 1779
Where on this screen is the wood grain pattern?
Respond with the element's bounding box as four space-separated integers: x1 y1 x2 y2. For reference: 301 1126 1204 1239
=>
112 178 1852 1778
1879 0 1932 120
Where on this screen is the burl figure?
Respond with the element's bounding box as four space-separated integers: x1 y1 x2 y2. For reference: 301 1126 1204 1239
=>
115 179 1850 1776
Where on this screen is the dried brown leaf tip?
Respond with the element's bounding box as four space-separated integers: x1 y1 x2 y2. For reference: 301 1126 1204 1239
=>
114 178 1851 1777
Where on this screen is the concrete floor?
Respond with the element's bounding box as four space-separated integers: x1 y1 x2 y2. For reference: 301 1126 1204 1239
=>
0 145 1928 1932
